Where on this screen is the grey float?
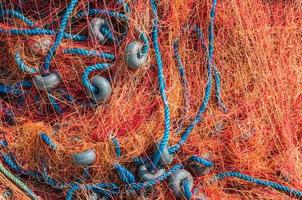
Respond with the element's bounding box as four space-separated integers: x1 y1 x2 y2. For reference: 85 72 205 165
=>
33 72 61 90
125 41 148 69
87 76 112 104
72 149 96 166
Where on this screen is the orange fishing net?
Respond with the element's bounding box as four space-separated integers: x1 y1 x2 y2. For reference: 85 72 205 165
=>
0 0 301 199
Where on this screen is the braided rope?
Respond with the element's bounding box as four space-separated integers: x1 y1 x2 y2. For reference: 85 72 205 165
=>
138 31 150 58
75 9 128 21
1 153 67 190
65 184 80 200
117 0 131 13
214 171 302 198
168 0 217 154
114 163 136 184
0 28 87 41
149 0 172 167
195 25 227 112
183 179 193 200
64 48 115 61
0 84 13 95
100 25 116 42
15 52 38 74
0 140 8 147
39 132 57 151
189 155 213 168
173 39 190 133
42 0 79 73
0 9 34 27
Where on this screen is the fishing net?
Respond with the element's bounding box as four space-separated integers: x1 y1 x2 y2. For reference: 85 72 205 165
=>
0 0 301 199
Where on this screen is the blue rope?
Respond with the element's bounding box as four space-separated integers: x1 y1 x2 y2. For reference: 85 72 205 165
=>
0 84 13 95
114 163 136 184
42 0 79 73
39 132 57 151
1 153 68 190
0 28 87 41
195 26 227 113
26 169 67 190
87 182 119 197
1 108 15 125
15 80 33 88
0 140 8 147
173 39 190 133
75 9 128 44
150 0 172 167
66 184 80 200
100 25 116 42
81 63 111 93
15 52 38 74
63 48 115 61
64 49 116 97
111 137 121 158
189 155 213 168
75 9 128 21
1 153 22 172
26 170 67 190
133 156 151 166
214 171 302 198
138 31 150 58
167 66 211 153
130 164 183 192
0 9 34 27
212 64 228 112
2 152 119 199
168 0 217 154
183 179 193 199
173 40 189 104
117 0 131 13
0 81 32 96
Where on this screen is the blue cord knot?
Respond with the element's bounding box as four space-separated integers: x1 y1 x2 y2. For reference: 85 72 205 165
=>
138 31 150 58
81 63 111 94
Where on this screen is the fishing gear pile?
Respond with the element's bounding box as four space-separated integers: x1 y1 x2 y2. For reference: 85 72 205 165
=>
0 0 302 199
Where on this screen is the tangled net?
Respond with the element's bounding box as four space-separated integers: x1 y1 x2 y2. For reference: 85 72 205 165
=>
0 0 302 199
